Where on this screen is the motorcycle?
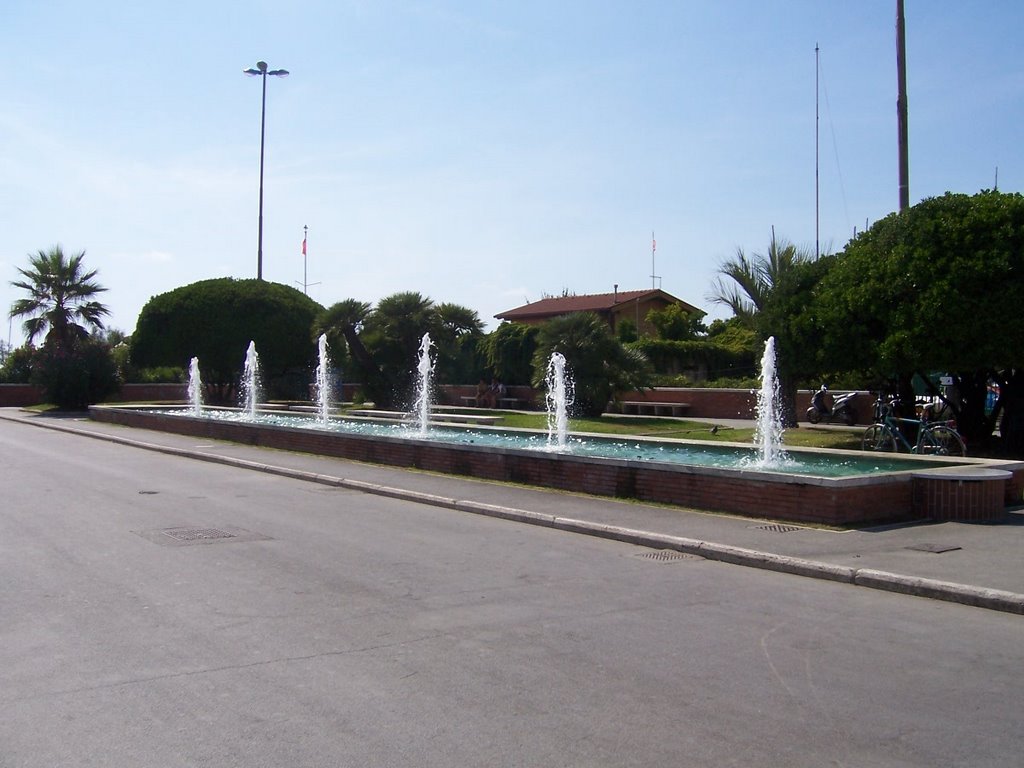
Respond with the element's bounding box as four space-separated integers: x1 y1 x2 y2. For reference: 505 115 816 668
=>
806 388 859 426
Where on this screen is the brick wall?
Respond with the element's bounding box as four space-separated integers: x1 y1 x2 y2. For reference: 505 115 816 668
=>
0 382 185 407
91 405 937 526
0 384 41 407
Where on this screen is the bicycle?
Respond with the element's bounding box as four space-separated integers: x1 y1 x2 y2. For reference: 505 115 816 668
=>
861 394 966 456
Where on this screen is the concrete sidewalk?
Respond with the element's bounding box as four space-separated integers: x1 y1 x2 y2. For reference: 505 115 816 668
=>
3 408 1022 614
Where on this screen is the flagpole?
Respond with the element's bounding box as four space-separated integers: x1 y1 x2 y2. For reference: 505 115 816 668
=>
650 231 660 289
296 224 320 296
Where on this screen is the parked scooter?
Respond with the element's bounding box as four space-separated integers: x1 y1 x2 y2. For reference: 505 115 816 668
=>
806 386 859 426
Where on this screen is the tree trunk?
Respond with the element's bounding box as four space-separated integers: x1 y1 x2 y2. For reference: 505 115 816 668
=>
779 374 799 428
998 370 1024 456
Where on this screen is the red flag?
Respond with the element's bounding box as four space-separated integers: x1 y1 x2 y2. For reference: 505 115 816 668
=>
302 234 307 256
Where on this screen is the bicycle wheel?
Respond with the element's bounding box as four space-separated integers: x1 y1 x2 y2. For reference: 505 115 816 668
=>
920 425 966 457
862 424 897 452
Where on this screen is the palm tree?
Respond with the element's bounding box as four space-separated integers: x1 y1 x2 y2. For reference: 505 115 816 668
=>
315 299 373 370
707 232 816 427
9 246 110 348
707 232 813 327
531 312 652 417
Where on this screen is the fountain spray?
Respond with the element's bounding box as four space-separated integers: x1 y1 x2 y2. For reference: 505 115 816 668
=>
187 357 203 417
545 352 574 449
412 333 434 435
314 333 331 425
241 341 261 420
753 336 787 466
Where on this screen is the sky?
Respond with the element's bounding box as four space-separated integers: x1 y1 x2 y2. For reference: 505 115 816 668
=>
2 1 1022 346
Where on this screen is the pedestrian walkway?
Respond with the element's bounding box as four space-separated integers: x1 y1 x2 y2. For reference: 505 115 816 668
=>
3 408 1022 614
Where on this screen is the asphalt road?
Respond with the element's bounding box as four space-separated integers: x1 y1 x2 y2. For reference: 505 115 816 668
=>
2 420 1022 767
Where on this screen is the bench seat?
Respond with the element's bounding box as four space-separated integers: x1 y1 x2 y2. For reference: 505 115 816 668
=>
618 401 691 417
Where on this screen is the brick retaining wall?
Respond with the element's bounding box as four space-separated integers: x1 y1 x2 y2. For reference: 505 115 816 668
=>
0 382 186 407
90 404 997 527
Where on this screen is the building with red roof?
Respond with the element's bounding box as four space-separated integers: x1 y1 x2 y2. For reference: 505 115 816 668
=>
495 288 703 338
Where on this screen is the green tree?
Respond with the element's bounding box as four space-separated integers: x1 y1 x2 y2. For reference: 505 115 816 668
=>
707 235 813 325
314 299 371 373
814 190 1024 449
615 318 638 343
531 312 652 417
708 233 817 425
8 246 120 407
434 302 485 384
31 339 120 408
484 322 540 385
705 316 758 353
0 344 35 384
131 279 323 402
317 292 483 408
645 304 705 341
9 246 110 348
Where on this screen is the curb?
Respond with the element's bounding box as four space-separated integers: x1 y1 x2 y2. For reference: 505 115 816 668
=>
7 412 1024 615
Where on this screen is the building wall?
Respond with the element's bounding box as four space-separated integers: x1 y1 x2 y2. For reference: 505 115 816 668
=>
609 296 673 338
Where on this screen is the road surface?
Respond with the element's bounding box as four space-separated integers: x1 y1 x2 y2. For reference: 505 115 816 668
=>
1 418 1021 766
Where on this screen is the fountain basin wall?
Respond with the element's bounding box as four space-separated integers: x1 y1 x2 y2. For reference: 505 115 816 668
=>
90 405 1024 525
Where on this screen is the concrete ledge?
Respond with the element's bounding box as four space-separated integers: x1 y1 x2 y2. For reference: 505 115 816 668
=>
854 569 1024 614
699 542 857 583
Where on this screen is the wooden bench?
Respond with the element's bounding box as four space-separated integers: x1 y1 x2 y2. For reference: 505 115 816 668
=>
618 401 691 417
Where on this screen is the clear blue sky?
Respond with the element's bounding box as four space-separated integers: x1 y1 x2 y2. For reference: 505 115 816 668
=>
2 1 1021 346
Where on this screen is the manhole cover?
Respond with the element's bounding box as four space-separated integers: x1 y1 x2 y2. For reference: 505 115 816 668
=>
905 542 962 554
635 549 702 562
751 524 805 533
163 527 236 542
133 526 271 547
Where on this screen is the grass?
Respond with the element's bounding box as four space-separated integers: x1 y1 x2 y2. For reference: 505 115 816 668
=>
436 408 865 450
24 403 61 413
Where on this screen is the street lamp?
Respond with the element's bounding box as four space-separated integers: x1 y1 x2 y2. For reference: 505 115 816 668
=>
244 60 289 280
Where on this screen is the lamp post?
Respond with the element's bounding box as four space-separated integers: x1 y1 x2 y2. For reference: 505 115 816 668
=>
244 60 289 280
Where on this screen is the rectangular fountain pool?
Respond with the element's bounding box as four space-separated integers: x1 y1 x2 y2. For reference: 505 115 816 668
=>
89 405 1024 526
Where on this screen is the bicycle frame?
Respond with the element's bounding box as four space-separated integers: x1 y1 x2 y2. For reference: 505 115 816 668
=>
879 414 923 451
863 394 966 456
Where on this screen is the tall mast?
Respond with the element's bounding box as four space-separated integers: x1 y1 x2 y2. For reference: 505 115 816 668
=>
815 43 820 259
896 0 910 212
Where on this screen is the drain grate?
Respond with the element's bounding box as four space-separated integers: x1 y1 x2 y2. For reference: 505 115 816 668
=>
636 549 702 562
751 523 805 533
162 527 236 542
134 525 270 547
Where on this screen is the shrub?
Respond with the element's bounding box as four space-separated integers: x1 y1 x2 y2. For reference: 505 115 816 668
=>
31 340 120 408
132 278 323 403
629 339 756 381
0 345 35 384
